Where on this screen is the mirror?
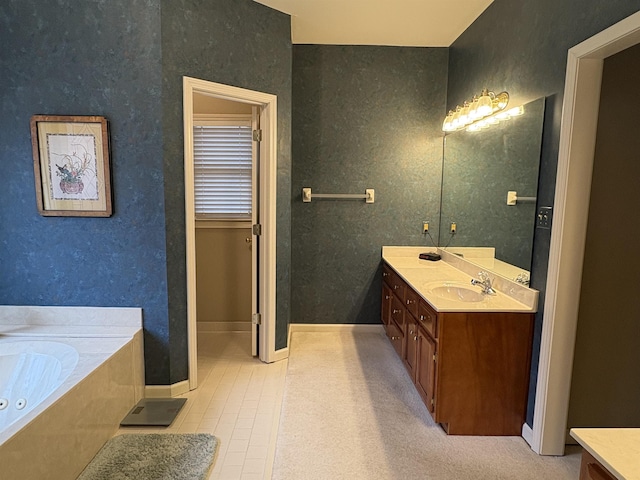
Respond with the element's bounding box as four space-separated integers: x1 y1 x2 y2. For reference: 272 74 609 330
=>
438 97 546 274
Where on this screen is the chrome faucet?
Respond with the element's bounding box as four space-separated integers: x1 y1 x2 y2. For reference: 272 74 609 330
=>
471 271 496 295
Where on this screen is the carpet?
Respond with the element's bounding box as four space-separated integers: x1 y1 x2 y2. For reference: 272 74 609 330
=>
77 433 219 480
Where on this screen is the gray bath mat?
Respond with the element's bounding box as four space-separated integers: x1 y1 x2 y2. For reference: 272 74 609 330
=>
120 398 187 426
77 433 219 480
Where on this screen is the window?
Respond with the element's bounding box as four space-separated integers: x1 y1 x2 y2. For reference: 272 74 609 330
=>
193 115 252 220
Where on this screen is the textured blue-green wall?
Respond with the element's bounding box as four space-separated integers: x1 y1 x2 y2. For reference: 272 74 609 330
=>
291 46 448 325
0 0 292 384
160 0 292 354
0 0 171 384
447 0 640 426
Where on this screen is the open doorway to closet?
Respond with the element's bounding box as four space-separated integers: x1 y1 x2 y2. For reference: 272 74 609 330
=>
192 94 255 353
183 77 280 391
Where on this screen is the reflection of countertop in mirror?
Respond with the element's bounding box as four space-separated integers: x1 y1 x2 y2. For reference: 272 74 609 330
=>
382 246 538 312
570 428 640 480
444 247 530 281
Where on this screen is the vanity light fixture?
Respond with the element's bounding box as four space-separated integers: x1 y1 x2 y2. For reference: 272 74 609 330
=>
442 89 516 133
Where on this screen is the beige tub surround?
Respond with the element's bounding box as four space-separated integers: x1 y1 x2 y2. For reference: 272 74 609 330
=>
570 428 640 479
0 306 144 480
382 246 538 312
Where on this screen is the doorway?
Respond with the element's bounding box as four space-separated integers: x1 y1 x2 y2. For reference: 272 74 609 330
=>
529 11 640 455
193 94 255 352
183 77 282 391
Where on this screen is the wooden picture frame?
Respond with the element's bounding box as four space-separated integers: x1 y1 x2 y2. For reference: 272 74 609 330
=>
30 115 112 217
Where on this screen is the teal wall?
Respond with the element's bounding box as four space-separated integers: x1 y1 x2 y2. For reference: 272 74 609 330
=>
0 0 292 383
291 45 448 325
447 0 640 425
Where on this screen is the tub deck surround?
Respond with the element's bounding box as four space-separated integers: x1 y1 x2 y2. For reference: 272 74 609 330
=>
382 246 538 313
0 306 144 480
570 428 640 480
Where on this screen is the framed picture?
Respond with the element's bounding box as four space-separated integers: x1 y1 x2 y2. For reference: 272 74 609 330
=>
30 115 112 217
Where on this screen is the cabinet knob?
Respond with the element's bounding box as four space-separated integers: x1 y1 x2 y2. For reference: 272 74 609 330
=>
385 295 391 300
392 309 401 314
420 315 425 321
393 285 400 290
383 272 389 277
414 336 418 341
409 329 414 335
406 299 414 305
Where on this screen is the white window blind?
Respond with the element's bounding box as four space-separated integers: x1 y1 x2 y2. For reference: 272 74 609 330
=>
193 117 252 220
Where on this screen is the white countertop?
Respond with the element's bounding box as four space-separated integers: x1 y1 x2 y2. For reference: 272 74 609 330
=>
570 428 640 480
383 246 538 313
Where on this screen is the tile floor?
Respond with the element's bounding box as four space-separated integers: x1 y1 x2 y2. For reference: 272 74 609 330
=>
118 331 287 480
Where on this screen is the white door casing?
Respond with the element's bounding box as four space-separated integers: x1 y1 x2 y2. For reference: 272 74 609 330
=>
529 11 640 455
183 76 286 390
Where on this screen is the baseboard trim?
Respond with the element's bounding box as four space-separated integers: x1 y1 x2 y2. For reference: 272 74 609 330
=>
288 323 384 347
522 422 534 447
144 380 190 398
197 321 252 333
271 346 289 363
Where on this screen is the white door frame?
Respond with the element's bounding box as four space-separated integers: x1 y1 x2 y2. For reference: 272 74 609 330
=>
529 11 640 455
183 76 282 390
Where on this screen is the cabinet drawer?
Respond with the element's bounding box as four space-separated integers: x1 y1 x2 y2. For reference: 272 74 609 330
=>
386 320 404 358
390 296 405 330
383 266 406 302
405 288 419 318
382 263 394 287
418 301 437 338
580 450 617 480
381 283 392 326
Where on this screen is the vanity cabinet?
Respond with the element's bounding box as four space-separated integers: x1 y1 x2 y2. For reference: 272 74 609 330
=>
579 450 617 480
382 261 534 436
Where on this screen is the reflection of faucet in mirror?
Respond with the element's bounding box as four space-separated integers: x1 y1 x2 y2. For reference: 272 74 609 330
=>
438 96 546 274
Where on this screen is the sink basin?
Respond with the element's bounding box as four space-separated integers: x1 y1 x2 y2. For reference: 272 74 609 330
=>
426 282 486 303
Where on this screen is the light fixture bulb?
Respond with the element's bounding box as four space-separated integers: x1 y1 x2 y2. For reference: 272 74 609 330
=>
451 106 462 129
468 96 480 120
459 102 470 125
442 110 454 131
475 89 493 118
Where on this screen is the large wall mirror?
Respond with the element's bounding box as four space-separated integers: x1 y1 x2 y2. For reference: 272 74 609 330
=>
438 97 546 274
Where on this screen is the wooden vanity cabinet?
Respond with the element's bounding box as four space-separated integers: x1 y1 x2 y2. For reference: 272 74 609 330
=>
415 323 437 413
381 262 534 436
382 264 406 357
381 282 392 328
404 317 418 382
579 450 617 480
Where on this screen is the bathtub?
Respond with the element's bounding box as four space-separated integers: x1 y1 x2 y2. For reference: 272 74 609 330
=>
0 306 144 480
0 340 79 435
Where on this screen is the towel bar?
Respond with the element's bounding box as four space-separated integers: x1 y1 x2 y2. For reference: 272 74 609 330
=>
302 188 375 203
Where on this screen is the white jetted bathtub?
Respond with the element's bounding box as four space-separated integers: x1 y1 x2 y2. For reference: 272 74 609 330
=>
0 340 79 434
0 306 144 480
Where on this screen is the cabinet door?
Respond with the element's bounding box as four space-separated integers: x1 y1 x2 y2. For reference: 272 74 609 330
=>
404 316 418 382
381 283 392 328
416 325 437 415
390 295 405 332
386 320 404 358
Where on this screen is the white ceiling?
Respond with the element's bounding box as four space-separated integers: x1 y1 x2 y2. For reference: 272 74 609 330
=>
253 0 494 47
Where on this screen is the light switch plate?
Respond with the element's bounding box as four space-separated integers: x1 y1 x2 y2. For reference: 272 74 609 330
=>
537 206 552 229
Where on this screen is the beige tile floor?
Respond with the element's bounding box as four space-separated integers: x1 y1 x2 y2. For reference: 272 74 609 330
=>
118 331 287 480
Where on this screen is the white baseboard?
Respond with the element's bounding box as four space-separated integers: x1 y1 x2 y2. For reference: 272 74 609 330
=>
287 323 384 348
197 321 252 333
144 380 190 398
522 422 534 447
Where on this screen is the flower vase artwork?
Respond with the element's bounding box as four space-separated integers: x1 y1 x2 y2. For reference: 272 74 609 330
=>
50 139 99 201
57 161 85 194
